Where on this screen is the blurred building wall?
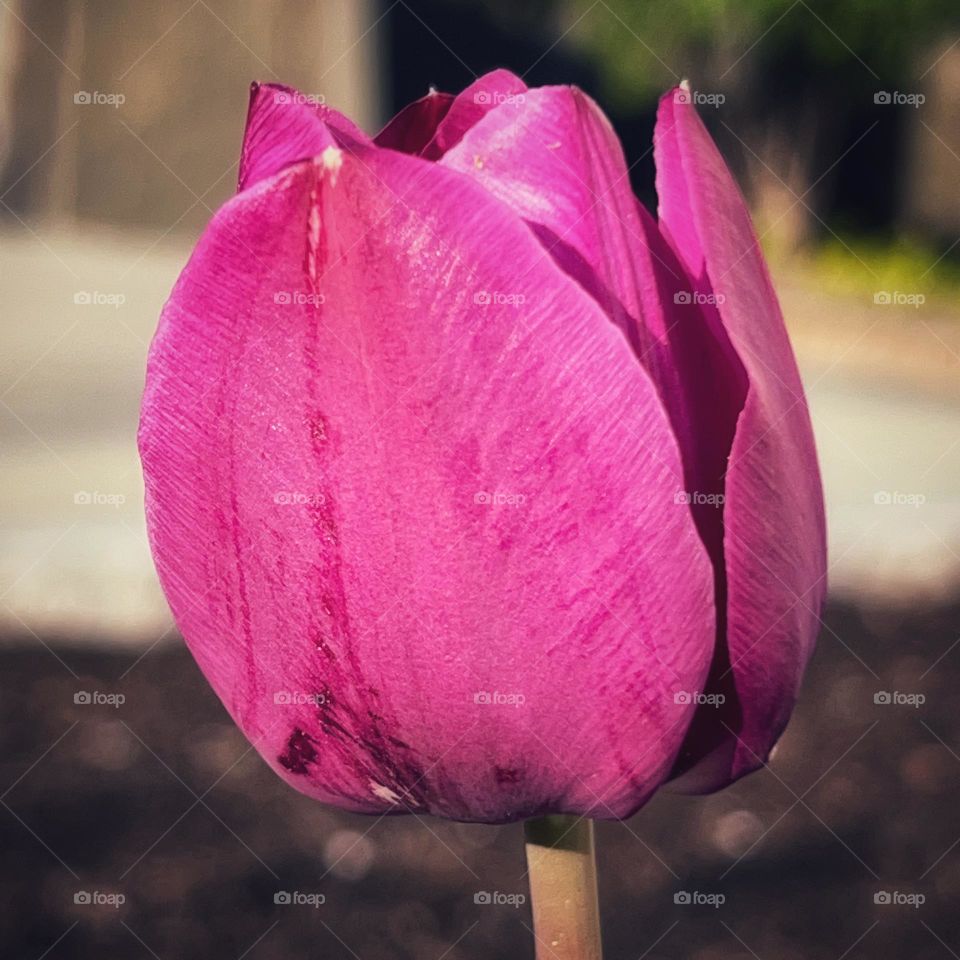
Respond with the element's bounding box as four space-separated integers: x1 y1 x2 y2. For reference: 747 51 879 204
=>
0 0 383 643
906 39 960 238
0 0 382 231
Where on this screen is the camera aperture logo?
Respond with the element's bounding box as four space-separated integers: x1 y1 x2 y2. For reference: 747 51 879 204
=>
873 490 925 508
873 291 924 308
674 88 725 108
74 890 125 908
474 491 527 507
274 291 325 306
674 490 725 507
273 491 326 507
473 290 526 308
674 890 725 908
673 290 725 305
74 491 126 508
474 890 526 908
74 691 125 708
874 890 924 908
473 691 526 708
472 91 525 106
74 290 126 308
74 91 125 108
274 91 325 106
274 891 325 907
874 691 925 708
674 690 725 707
274 690 327 706
874 91 925 108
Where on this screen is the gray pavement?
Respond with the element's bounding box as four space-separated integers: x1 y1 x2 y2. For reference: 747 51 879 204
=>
1 228 958 646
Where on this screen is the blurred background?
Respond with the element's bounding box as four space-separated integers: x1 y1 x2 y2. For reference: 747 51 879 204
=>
2 1 959 957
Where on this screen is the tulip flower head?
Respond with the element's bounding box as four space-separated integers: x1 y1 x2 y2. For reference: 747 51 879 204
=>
139 70 825 824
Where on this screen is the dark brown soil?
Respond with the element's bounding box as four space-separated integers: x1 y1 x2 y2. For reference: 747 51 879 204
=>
2 599 958 959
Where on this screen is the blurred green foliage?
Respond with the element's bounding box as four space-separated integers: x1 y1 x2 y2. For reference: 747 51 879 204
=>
570 0 959 106
565 0 960 289
785 233 960 301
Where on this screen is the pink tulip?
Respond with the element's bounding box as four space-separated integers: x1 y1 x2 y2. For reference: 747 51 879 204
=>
139 70 826 824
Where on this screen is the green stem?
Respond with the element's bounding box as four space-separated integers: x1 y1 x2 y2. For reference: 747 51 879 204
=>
524 815 603 960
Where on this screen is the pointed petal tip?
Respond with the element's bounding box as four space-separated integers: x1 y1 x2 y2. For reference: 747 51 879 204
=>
238 82 369 192
659 82 695 112
320 145 343 172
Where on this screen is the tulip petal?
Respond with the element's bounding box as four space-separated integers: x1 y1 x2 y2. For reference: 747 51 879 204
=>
655 88 826 786
441 87 749 787
440 86 748 567
239 82 370 191
140 138 716 822
422 68 527 159
375 89 454 154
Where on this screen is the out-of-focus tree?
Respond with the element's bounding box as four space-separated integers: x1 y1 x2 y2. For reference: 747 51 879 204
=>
564 0 959 250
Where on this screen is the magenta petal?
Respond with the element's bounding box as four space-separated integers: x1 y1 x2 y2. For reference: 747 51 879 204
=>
139 140 716 822
421 68 527 159
441 85 747 548
442 87 750 774
655 88 827 787
374 89 454 154
238 82 370 191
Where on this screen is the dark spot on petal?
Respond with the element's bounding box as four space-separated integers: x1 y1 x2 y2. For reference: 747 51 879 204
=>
307 413 328 443
495 766 523 786
306 507 338 545
278 727 318 775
